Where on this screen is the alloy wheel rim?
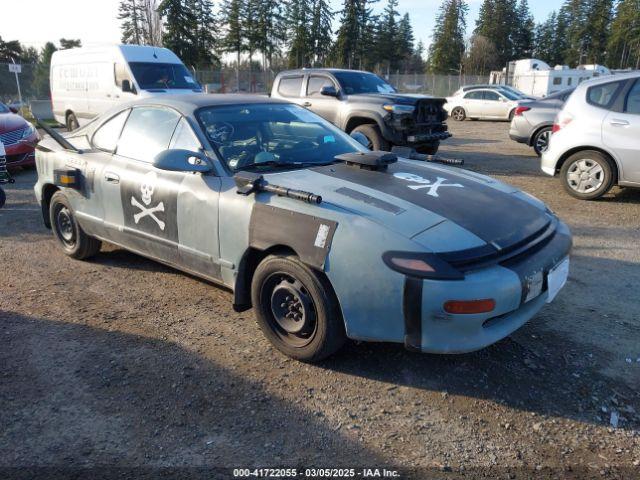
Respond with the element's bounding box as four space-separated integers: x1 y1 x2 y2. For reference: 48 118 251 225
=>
536 130 551 153
566 159 605 194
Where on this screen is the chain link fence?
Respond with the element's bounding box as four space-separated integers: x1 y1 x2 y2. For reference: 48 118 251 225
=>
0 62 489 111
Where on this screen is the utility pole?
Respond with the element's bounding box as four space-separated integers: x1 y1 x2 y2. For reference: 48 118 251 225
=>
10 58 23 111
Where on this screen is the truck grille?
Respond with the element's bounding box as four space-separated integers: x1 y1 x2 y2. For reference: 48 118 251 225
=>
0 127 25 147
415 102 440 124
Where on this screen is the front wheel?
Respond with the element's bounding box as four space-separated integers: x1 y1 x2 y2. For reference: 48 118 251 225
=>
532 127 552 156
251 254 346 362
416 142 439 155
351 124 390 151
451 107 466 121
50 191 102 259
66 112 79 132
560 151 615 200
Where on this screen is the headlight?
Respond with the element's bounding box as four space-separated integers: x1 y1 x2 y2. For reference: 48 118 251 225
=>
21 123 36 139
382 251 464 280
382 104 415 114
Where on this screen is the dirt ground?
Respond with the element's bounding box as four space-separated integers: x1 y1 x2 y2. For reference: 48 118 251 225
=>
1 121 639 479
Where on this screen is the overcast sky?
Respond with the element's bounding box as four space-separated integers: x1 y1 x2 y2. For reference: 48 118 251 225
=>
2 0 557 53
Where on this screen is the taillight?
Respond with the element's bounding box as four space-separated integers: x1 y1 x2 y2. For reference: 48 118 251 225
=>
514 106 531 116
444 299 496 315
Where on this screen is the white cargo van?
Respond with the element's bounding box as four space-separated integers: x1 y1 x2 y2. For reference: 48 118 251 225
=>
50 45 202 130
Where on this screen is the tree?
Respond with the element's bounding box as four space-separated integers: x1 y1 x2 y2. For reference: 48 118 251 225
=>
219 0 246 86
59 39 82 49
607 0 640 69
189 0 218 67
375 0 401 74
286 0 311 68
254 0 285 71
474 0 518 69
463 34 498 75
427 0 467 74
159 0 198 66
309 0 334 66
513 0 534 59
33 42 58 97
119 0 144 44
584 0 613 64
533 12 564 65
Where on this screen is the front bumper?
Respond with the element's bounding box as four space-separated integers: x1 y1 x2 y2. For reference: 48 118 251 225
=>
403 220 572 353
4 138 36 167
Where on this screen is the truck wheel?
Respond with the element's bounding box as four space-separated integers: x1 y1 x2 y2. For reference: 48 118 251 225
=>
0 187 5 209
417 142 440 155
351 124 390 151
50 191 101 259
251 254 346 362
532 127 552 156
560 150 615 200
66 113 79 131
451 107 466 121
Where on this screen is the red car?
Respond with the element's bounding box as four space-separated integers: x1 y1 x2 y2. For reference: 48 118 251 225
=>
0 102 38 168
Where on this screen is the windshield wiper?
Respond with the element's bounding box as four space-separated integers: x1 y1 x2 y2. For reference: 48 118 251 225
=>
235 160 337 172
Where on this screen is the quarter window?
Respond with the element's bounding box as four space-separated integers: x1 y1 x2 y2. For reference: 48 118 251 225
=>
307 76 334 97
278 76 303 97
117 107 181 162
625 80 640 114
587 81 623 109
92 109 129 152
170 117 201 151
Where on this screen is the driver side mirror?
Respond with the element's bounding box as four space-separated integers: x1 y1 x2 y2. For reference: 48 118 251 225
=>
9 106 18 114
320 85 339 98
153 149 212 173
121 79 134 94
350 131 370 149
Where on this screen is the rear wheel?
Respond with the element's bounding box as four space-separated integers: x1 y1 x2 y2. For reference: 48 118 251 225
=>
0 187 5 209
251 254 346 362
351 124 390 151
451 107 466 121
66 112 79 131
508 109 516 122
532 127 552 156
50 191 101 259
560 150 615 200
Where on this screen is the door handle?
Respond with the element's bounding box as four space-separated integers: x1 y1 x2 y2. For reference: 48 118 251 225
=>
610 119 630 127
303 101 312 107
104 172 120 184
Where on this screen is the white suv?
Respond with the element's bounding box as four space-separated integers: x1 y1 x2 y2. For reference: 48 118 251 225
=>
542 73 640 200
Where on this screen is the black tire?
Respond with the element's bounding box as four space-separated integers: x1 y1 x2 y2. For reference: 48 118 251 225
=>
251 254 346 362
0 187 5 209
351 123 390 151
451 107 466 121
66 112 79 132
508 109 516 122
49 191 101 259
559 150 615 200
416 142 440 155
532 127 552 156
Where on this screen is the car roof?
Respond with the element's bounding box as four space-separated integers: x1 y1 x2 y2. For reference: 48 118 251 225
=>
277 68 374 76
576 72 640 89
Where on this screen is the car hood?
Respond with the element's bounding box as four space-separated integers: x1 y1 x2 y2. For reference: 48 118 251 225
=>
347 93 444 105
263 159 552 254
0 113 27 133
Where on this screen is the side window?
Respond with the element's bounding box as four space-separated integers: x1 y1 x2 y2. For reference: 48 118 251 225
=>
117 107 181 162
464 91 482 100
170 117 201 151
553 77 563 86
92 109 129 152
624 80 640 115
114 63 132 88
483 91 500 101
278 76 303 97
587 81 624 109
307 76 334 97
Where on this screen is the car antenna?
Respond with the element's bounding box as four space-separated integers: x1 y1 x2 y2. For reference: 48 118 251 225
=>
33 116 83 154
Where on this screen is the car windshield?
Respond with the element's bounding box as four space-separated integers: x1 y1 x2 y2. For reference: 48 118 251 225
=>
332 71 397 95
197 103 366 171
0 103 9 113
128 62 200 90
499 89 520 100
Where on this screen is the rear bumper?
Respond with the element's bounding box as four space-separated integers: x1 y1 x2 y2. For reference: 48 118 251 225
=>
509 132 529 144
404 220 572 353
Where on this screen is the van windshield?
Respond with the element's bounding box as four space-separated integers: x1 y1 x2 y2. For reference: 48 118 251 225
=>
128 62 201 90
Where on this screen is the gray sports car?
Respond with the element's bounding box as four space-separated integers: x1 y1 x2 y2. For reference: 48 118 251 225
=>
34 95 572 362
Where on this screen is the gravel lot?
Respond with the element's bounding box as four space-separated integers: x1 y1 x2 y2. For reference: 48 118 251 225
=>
1 121 639 479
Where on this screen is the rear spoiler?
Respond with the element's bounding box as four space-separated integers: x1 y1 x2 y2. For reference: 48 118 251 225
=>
34 117 83 153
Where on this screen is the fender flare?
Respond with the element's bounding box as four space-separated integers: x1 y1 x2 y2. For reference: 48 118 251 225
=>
343 111 394 140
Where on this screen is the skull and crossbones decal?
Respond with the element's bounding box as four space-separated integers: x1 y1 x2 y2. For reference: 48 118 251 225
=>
393 172 464 197
130 171 165 230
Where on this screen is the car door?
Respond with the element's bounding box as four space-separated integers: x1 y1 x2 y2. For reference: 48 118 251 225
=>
101 106 221 276
304 75 340 125
482 90 506 118
603 79 640 184
275 75 305 107
462 91 483 117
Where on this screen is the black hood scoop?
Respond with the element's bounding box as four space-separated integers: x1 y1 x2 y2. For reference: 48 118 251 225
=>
335 151 397 171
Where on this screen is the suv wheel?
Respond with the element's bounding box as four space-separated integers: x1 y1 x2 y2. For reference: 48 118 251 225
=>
66 112 79 131
351 124 389 151
533 127 552 156
560 150 615 200
417 142 439 155
451 107 466 121
251 254 346 362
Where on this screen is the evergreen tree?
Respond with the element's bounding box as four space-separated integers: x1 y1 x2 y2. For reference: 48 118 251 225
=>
397 13 415 71
513 0 534 59
159 0 198 66
254 0 285 70
560 0 589 64
59 39 82 49
533 13 558 64
219 0 246 84
607 0 640 69
286 0 311 68
474 0 518 69
376 0 400 74
119 0 144 44
428 0 467 74
584 0 613 64
189 0 218 67
34 42 57 97
309 0 334 66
